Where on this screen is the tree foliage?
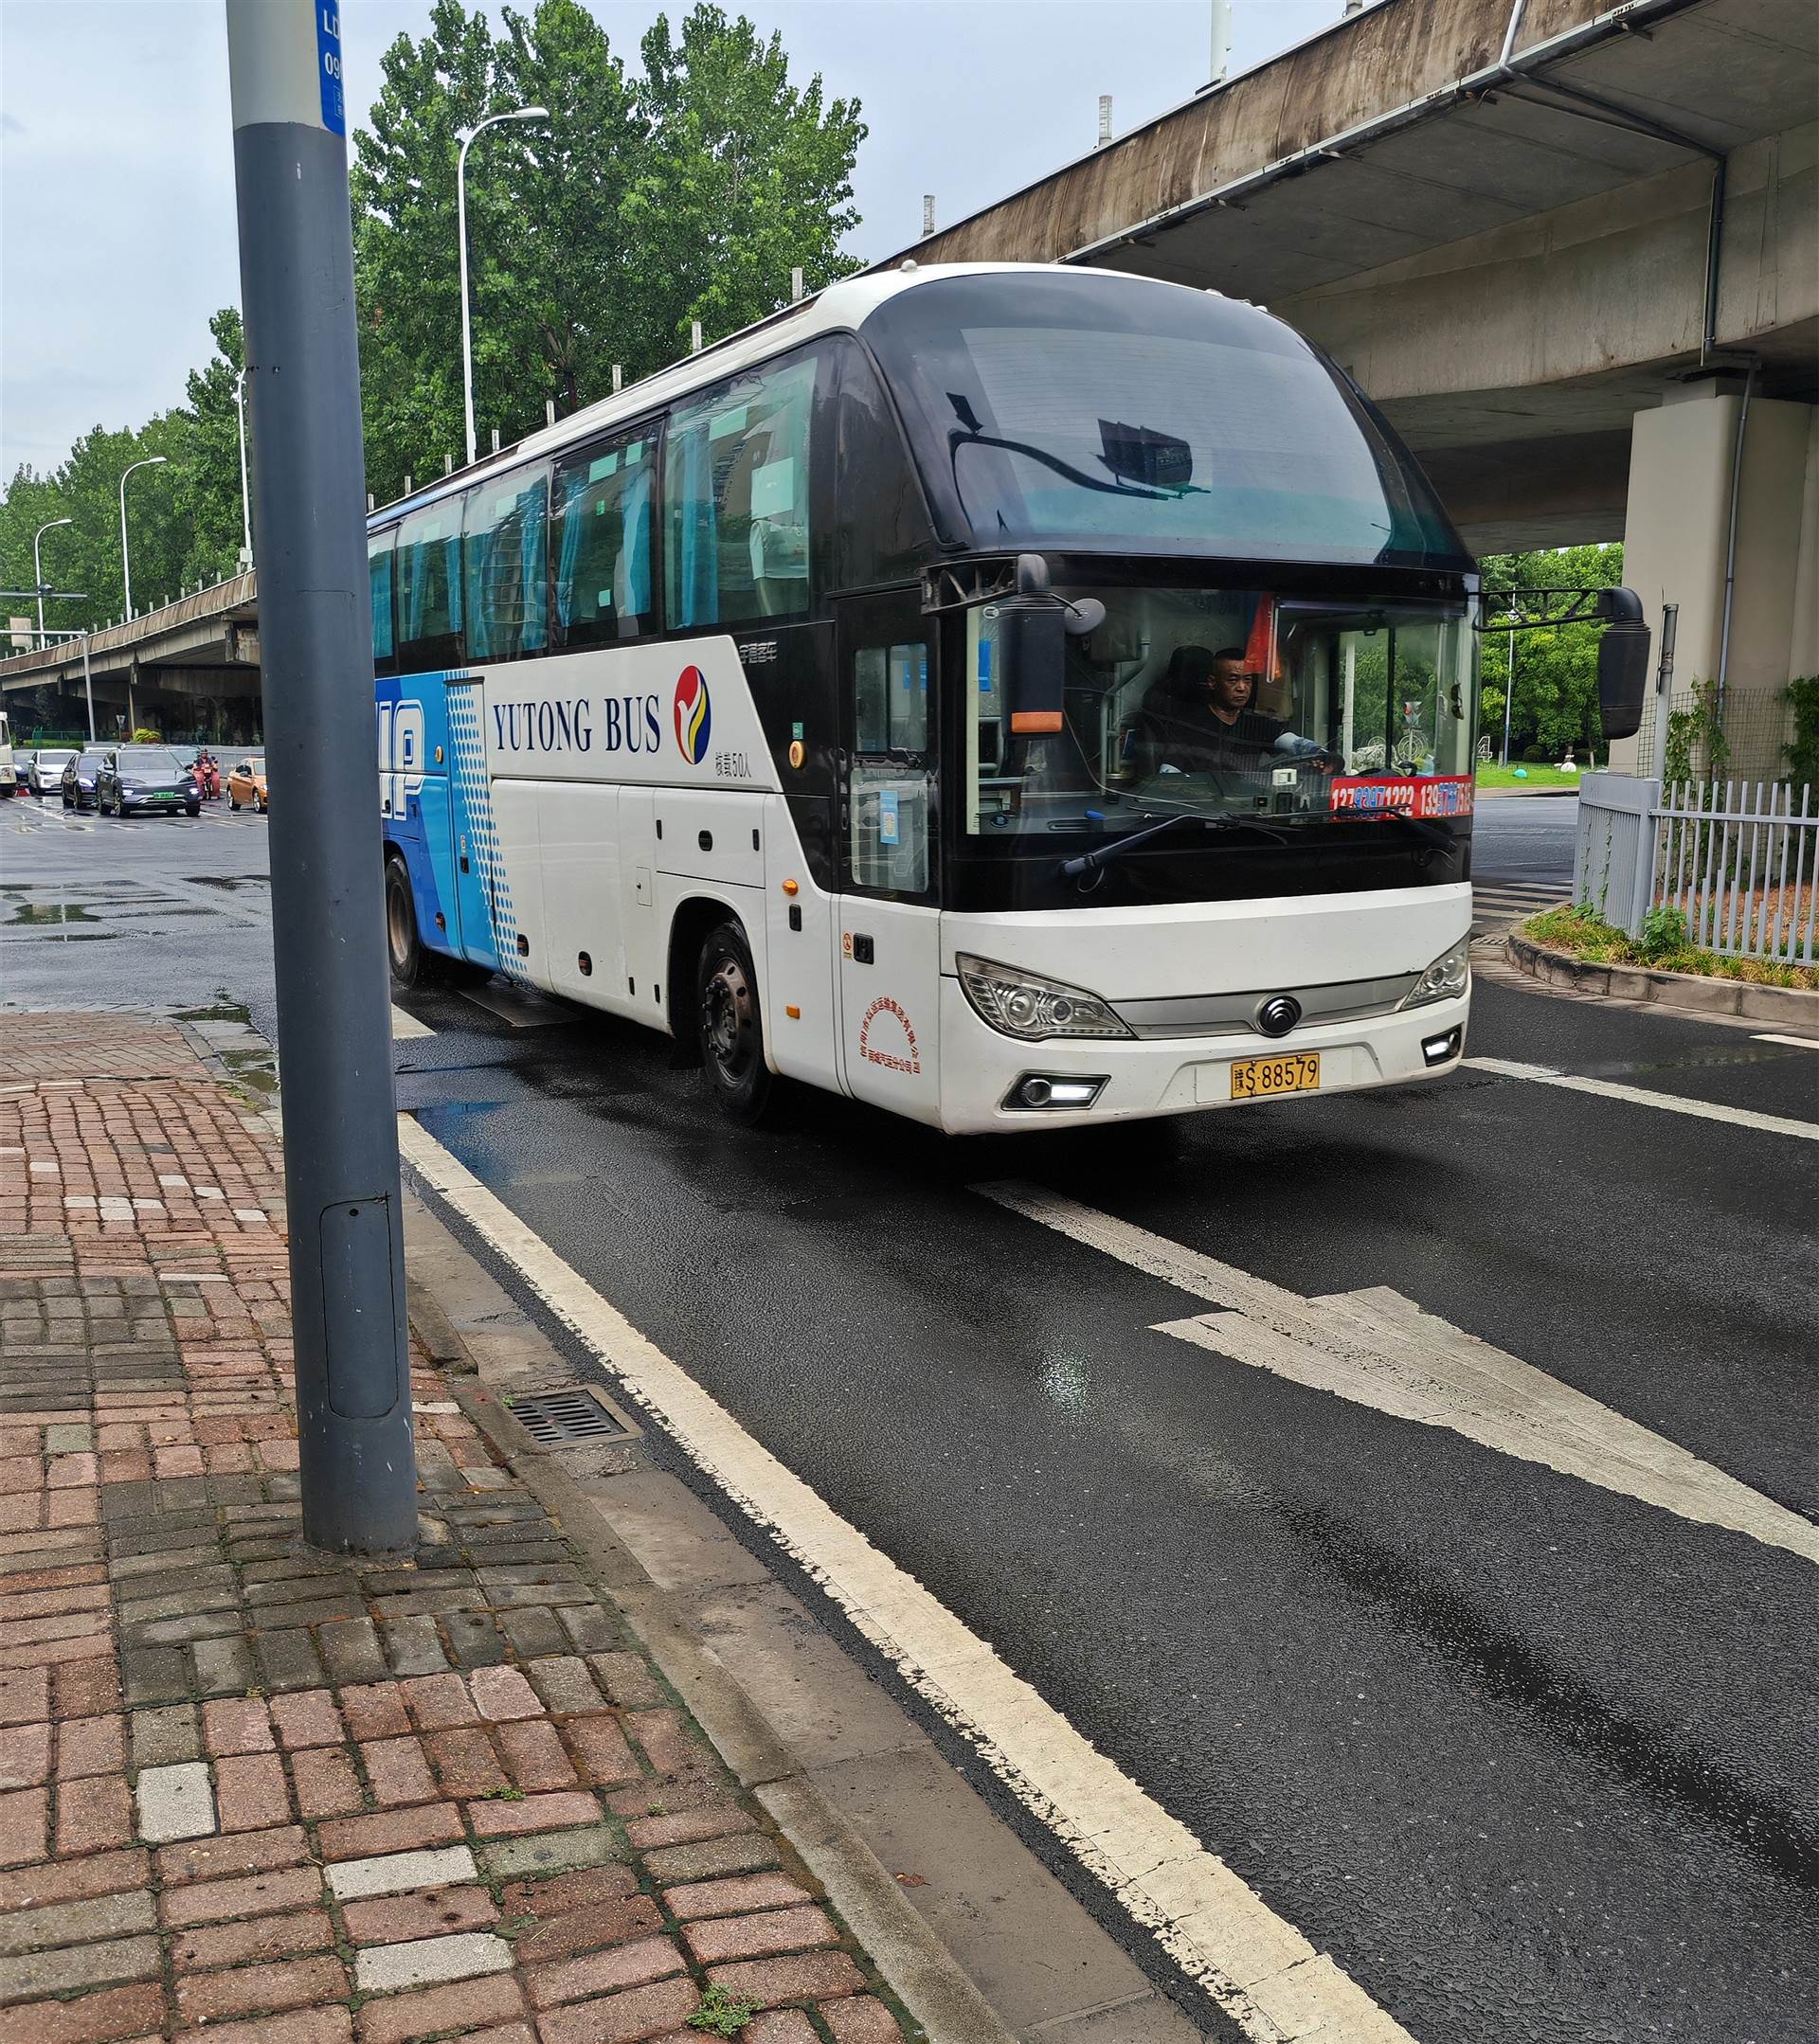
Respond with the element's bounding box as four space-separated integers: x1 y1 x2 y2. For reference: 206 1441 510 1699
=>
3 3 862 629
0 312 247 648
351 0 865 503
1477 543 1625 761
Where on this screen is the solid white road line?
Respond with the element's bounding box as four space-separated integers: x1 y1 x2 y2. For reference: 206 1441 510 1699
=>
391 1007 434 1040
1753 1032 1819 1051
1463 1054 1819 1141
974 1184 1819 1569
397 1113 1414 2044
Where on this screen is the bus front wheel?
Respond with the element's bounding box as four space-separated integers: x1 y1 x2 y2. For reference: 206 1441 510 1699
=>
696 922 772 1125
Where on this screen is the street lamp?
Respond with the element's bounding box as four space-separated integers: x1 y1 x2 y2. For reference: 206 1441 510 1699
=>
458 104 548 467
235 369 253 571
118 455 169 620
33 517 72 647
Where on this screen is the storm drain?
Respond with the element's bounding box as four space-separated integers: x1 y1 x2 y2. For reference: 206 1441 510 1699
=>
508 1388 634 1444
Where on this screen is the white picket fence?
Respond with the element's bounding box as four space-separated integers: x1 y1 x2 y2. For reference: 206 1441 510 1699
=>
1654 780 1816 964
1575 775 1817 965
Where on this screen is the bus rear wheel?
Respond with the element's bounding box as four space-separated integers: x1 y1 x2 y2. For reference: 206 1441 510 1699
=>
386 855 425 988
696 921 772 1125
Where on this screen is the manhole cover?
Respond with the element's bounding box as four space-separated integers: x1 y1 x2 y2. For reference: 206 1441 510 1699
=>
509 1388 633 1444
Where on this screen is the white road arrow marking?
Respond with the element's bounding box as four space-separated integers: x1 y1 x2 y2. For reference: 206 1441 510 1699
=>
975 1183 1818 1567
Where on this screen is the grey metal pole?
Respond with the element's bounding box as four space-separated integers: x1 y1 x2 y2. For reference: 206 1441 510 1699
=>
34 518 72 646
118 455 167 621
457 105 547 467
225 0 417 1554
235 369 254 569
1502 605 1517 767
1652 602 1678 788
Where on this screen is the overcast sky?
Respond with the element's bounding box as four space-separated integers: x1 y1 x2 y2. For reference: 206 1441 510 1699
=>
1 0 1350 482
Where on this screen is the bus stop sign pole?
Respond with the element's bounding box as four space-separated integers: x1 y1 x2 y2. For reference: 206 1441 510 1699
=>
225 0 417 1553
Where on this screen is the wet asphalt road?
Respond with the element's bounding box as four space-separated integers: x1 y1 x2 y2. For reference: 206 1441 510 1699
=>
5 788 1816 2042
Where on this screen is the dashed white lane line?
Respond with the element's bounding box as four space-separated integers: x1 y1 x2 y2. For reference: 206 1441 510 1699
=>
974 1184 1819 1569
396 1111 1413 2044
1463 1055 1819 1141
1753 1032 1819 1051
391 1007 434 1040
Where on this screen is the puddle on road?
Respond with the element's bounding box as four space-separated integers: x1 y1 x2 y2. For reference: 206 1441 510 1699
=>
189 875 271 891
8 901 99 925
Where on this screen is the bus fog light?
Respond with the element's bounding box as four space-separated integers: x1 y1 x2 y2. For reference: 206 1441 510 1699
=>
1422 1027 1462 1066
1006 1074 1108 1111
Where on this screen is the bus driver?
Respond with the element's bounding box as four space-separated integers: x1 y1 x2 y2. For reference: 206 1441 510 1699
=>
1126 644 1330 780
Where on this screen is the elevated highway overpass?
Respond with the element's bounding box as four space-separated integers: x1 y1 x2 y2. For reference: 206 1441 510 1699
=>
0 576 261 742
891 0 1818 767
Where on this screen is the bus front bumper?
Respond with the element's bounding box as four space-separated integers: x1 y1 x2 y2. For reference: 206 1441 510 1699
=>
935 978 1471 1135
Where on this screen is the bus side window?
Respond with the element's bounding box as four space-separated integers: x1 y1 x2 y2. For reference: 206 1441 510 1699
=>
665 352 815 631
464 465 549 664
552 434 657 649
827 336 932 592
369 529 397 678
395 498 467 672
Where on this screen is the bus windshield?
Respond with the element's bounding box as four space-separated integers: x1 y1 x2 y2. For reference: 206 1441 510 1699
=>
965 584 1477 840
861 271 1468 569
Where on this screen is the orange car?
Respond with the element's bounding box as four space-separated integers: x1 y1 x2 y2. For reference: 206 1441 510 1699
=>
227 757 268 812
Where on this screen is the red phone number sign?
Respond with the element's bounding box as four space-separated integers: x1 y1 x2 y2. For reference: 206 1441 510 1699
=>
1329 774 1474 818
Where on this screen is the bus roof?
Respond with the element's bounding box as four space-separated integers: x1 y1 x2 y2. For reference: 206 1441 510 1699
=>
368 262 1284 528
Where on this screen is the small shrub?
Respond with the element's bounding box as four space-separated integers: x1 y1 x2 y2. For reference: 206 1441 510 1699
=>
1635 905 1688 960
132 726 161 744
688 1982 763 2036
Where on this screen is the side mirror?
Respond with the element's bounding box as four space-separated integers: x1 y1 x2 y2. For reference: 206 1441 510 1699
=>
1595 586 1649 742
995 554 1067 736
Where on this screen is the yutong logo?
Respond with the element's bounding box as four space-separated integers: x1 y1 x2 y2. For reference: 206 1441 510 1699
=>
674 666 711 764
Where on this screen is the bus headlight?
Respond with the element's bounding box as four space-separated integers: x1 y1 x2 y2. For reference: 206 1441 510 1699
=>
1399 936 1470 1010
956 954 1133 1041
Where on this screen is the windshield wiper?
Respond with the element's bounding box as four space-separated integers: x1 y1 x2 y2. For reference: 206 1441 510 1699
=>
1060 812 1279 879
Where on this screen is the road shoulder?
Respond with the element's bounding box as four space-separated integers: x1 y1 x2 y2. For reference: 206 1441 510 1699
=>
400 1183 1210 2044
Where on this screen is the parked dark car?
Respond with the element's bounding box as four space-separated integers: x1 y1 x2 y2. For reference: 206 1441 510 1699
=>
60 749 111 812
26 747 79 797
96 745 201 817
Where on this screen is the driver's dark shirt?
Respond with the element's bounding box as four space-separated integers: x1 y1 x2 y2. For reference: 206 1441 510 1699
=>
1127 699 1288 778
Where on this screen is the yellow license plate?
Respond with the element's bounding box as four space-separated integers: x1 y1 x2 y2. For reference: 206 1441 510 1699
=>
1229 1051 1321 1100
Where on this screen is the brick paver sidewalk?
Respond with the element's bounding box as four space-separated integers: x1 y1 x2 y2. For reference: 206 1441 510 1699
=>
0 1013 908 2044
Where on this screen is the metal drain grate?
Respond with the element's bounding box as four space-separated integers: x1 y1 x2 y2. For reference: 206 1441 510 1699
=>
509 1389 631 1444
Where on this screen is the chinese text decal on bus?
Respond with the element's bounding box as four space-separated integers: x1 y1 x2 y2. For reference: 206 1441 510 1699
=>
371 264 1641 1133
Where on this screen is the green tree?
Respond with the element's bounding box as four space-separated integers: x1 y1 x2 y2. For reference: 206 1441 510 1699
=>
350 0 864 505
176 308 251 589
1478 543 1624 762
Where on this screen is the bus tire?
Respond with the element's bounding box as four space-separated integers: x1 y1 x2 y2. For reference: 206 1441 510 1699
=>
385 853 425 988
696 921 772 1125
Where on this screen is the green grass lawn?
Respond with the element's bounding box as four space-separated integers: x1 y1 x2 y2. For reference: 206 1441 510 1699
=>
1474 762 1587 792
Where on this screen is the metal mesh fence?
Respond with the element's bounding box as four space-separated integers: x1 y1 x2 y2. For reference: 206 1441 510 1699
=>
1632 687 1797 787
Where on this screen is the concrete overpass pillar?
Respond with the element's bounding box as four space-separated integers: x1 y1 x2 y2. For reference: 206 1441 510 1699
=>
1612 381 1817 780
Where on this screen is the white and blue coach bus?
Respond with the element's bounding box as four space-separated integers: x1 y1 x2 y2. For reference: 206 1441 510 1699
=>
371 262 1640 1133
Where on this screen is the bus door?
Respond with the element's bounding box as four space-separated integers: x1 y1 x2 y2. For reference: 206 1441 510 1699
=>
443 678 501 971
835 591 941 1124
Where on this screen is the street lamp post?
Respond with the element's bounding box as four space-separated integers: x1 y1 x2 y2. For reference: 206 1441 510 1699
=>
235 369 254 571
458 104 548 467
118 455 169 620
33 517 72 647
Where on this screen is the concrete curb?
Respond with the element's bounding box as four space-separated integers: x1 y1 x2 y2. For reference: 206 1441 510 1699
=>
398 1192 1020 2044
1504 930 1819 1024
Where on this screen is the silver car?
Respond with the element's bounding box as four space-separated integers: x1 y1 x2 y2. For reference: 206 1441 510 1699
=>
26 747 78 797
